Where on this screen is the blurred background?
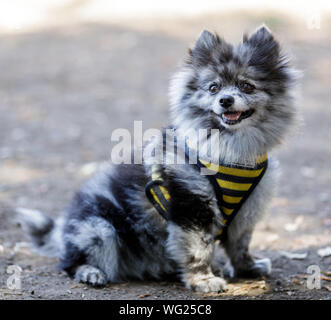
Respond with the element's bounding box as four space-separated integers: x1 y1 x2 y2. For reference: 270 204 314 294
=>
0 0 330 299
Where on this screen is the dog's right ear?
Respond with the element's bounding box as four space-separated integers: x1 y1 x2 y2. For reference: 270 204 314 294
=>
189 30 231 66
193 30 219 52
188 30 218 66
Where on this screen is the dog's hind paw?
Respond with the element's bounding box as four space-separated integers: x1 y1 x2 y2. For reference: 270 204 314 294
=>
75 265 107 286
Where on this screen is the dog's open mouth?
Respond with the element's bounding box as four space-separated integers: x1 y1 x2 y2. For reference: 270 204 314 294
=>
221 109 255 125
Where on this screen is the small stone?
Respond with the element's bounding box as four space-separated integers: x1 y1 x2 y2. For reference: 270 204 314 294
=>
280 251 307 260
317 247 331 258
80 162 99 176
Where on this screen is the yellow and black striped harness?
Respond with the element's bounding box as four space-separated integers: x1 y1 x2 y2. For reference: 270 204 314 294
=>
145 142 268 241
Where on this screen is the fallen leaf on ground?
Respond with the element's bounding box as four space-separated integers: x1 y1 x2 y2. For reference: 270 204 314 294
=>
204 280 267 297
317 247 331 258
291 278 303 284
138 293 150 298
297 274 331 281
280 251 308 260
70 284 80 289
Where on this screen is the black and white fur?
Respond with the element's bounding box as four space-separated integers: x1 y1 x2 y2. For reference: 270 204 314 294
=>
18 26 298 292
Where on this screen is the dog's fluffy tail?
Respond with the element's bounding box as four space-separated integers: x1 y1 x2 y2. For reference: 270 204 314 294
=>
16 208 63 258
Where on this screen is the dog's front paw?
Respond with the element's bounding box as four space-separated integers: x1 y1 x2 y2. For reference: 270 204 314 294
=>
236 258 272 278
186 275 227 293
75 265 107 286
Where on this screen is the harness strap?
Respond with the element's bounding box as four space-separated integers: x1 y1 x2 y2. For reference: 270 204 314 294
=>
145 176 171 220
189 146 268 241
145 140 268 242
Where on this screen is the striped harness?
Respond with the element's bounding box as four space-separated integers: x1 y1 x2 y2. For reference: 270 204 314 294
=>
145 140 268 241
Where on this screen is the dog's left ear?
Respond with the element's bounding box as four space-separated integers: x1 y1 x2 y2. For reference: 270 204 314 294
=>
244 25 298 85
245 25 281 67
245 25 275 45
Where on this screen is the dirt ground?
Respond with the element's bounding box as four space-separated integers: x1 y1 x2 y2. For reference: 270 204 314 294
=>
0 9 331 300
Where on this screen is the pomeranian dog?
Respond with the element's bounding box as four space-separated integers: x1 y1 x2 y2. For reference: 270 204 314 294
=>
18 26 298 293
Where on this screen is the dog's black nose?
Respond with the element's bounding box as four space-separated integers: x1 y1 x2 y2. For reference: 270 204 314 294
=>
219 95 234 109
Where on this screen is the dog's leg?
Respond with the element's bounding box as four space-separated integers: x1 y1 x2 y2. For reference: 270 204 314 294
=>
167 223 226 293
59 209 120 286
223 229 271 278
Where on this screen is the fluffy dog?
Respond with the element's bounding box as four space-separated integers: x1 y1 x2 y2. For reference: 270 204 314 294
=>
18 26 298 292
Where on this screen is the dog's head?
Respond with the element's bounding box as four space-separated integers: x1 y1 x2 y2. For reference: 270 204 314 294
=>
170 26 299 154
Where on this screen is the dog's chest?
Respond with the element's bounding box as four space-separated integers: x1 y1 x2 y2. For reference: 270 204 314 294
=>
146 154 273 240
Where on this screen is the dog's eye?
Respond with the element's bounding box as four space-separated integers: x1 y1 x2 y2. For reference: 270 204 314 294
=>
209 83 220 94
239 82 255 94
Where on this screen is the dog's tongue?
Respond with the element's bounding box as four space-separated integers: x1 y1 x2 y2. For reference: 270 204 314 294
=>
223 111 242 121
